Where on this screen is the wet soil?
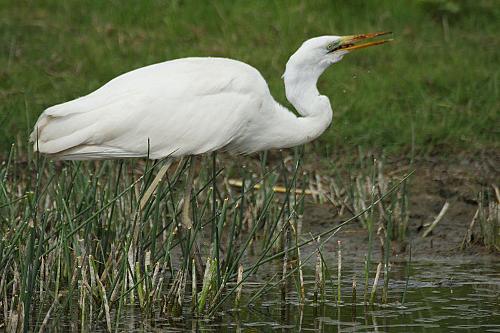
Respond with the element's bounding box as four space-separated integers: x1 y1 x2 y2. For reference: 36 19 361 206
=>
301 151 499 261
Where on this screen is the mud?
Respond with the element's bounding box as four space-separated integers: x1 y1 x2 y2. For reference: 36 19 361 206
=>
301 151 499 261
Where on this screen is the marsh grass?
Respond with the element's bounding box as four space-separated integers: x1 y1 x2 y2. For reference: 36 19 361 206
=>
469 189 500 252
477 194 500 252
0 143 414 330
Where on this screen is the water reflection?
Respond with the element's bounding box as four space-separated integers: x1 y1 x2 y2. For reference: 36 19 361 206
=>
37 260 500 332
184 260 499 333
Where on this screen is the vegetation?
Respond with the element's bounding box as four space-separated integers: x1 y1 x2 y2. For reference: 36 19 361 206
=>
0 0 498 330
1 0 499 155
0 148 412 330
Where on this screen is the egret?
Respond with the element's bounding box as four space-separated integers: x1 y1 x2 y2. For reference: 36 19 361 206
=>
30 32 391 225
30 32 391 159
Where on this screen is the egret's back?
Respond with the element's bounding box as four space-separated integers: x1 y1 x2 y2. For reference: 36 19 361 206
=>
30 57 273 159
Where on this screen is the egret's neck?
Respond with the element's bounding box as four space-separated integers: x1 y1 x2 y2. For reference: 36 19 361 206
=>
265 60 332 149
283 62 327 117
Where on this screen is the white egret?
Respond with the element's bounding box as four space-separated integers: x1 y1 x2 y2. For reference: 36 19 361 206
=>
30 32 391 159
30 32 391 226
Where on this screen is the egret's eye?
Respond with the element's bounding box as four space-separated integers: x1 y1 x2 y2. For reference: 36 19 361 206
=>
326 42 339 53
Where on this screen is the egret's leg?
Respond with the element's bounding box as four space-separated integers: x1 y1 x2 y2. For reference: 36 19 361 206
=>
212 152 217 220
180 156 204 273
211 151 222 286
182 156 196 229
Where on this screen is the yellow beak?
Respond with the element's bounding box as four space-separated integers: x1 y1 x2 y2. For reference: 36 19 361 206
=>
340 31 393 51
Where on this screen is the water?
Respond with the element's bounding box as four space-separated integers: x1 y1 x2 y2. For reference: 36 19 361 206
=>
101 259 500 332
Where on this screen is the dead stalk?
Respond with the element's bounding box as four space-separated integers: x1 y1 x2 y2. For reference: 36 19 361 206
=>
423 201 450 238
235 265 244 307
370 263 383 304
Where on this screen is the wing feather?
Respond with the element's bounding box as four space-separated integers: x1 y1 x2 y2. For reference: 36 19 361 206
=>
30 58 269 160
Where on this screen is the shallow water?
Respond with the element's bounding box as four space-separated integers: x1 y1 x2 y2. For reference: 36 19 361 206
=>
98 259 500 332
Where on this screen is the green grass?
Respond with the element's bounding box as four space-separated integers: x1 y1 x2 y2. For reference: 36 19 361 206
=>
0 145 413 330
1 0 499 156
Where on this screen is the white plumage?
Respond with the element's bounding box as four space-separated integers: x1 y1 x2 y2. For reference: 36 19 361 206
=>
30 33 390 160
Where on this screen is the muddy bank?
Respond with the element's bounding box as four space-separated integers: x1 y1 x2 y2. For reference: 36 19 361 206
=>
301 152 499 261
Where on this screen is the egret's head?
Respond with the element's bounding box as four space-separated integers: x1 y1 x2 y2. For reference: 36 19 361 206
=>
287 32 392 73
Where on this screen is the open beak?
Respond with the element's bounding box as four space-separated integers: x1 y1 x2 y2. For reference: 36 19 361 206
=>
340 31 393 51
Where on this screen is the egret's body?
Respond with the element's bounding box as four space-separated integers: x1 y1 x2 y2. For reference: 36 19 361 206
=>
31 33 390 159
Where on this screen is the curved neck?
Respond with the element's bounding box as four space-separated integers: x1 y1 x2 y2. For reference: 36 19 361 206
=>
284 61 326 116
264 61 332 149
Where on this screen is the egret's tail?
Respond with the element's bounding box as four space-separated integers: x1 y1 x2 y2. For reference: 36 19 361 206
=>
30 99 150 160
30 107 97 155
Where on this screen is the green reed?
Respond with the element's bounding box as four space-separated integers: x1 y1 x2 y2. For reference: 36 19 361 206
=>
0 143 414 331
477 189 500 252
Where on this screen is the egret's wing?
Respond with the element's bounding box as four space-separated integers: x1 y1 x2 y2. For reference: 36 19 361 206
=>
30 58 267 159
